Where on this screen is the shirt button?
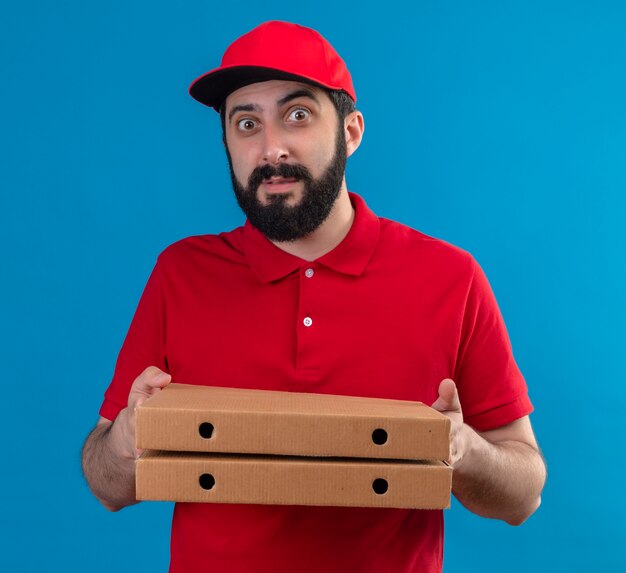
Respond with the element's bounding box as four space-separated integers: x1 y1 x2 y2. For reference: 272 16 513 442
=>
304 268 315 278
303 317 313 327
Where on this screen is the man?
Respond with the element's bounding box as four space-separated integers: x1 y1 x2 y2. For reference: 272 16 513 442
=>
82 20 546 572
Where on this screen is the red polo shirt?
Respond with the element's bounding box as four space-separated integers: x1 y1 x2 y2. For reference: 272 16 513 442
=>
101 193 532 572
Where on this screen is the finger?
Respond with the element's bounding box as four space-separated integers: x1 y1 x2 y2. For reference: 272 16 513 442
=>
431 378 461 413
128 366 172 407
132 392 158 413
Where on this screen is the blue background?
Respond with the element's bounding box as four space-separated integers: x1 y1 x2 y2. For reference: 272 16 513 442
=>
1 1 624 571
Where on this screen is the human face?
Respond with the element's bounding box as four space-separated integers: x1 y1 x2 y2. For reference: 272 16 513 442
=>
223 80 347 241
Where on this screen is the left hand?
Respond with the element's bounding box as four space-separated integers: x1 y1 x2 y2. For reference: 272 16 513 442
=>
431 378 466 467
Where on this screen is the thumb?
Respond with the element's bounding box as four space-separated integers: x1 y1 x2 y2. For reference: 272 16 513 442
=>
431 378 462 413
134 395 148 412
128 367 172 410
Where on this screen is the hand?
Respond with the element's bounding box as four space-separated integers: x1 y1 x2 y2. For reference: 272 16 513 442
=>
431 378 466 468
111 366 172 460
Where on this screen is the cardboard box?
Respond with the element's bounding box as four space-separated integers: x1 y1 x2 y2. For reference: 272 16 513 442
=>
136 451 452 509
136 383 450 461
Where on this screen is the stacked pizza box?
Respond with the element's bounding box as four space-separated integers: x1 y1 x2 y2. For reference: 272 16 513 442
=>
136 383 452 509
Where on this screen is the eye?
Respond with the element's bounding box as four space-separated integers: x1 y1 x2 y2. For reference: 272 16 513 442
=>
236 118 258 132
287 108 311 123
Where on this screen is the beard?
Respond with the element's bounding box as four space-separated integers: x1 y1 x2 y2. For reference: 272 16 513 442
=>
227 124 347 242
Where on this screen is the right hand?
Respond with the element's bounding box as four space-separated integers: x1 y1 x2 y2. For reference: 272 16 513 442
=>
112 366 172 460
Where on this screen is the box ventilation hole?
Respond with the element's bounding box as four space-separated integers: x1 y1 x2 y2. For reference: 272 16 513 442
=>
199 473 215 490
372 478 388 495
372 428 388 445
199 422 214 439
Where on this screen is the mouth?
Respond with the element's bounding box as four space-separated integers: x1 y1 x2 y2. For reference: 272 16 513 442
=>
260 177 300 192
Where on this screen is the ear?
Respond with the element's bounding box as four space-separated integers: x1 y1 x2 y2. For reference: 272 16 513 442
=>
344 111 364 158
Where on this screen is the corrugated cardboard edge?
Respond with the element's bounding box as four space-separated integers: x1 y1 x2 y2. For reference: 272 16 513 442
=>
136 451 452 510
137 384 451 460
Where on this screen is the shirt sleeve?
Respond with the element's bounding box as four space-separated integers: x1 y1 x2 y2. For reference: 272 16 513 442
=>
453 258 533 432
99 259 168 421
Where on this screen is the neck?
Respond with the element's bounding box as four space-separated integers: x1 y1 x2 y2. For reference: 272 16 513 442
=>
270 187 355 261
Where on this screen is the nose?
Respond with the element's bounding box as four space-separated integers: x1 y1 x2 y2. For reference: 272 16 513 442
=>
261 124 289 165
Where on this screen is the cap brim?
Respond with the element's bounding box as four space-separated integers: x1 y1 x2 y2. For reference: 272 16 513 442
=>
188 66 340 111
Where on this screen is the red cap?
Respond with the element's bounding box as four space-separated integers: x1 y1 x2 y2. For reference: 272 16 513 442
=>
189 21 356 111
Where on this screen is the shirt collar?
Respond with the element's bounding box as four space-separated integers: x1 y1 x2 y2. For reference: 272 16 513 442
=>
241 192 380 283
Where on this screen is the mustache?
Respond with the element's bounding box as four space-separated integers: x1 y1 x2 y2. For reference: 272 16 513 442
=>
247 163 313 192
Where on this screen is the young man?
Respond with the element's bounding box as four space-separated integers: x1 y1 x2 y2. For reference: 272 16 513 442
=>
82 21 546 573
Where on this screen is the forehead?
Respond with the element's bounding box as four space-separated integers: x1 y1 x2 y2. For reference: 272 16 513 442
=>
224 79 330 112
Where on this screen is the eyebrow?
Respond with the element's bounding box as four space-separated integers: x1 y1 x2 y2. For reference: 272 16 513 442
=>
277 88 320 107
228 103 260 124
228 88 321 124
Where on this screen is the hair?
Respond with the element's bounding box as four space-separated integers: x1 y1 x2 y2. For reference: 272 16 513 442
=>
219 88 356 142
328 90 356 120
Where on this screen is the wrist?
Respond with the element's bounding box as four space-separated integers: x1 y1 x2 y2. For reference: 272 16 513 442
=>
452 423 478 473
108 408 137 461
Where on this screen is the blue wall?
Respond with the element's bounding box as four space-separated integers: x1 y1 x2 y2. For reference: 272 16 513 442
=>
1 1 624 570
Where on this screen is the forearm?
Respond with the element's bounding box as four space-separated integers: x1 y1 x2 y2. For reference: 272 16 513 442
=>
81 414 138 511
452 424 546 525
